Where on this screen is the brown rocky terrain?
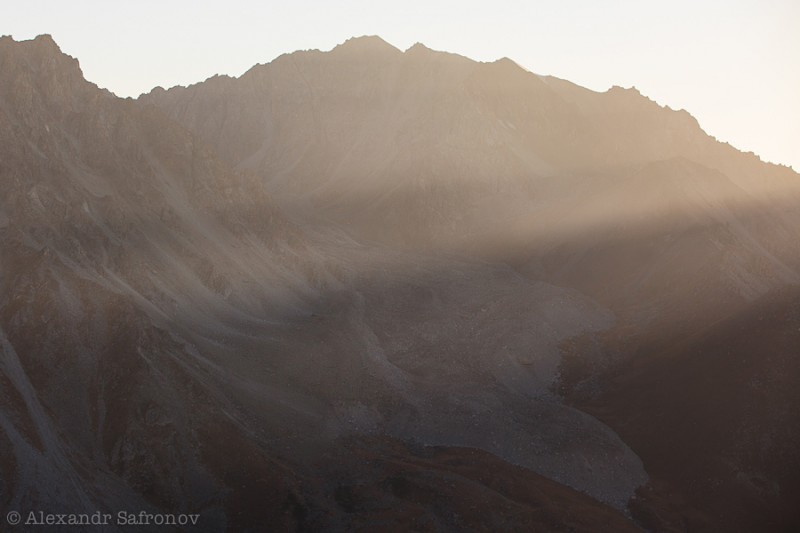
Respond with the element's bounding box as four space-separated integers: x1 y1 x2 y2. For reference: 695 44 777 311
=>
1 33 799 531
563 288 800 532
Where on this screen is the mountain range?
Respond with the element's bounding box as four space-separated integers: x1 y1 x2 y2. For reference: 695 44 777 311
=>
1 34 798 531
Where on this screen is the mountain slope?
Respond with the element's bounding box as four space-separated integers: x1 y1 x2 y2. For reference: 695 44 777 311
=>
0 33 328 527
141 34 800 370
0 35 658 530
566 288 800 531
139 36 800 531
2 33 799 531
141 36 800 247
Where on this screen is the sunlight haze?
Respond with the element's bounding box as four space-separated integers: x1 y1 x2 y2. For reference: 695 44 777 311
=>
3 0 797 169
3 1 800 529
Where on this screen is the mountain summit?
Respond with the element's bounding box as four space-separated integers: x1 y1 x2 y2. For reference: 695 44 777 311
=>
332 34 402 57
2 35 799 531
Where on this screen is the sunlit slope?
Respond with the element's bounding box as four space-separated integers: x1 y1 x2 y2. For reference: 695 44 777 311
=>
1 34 651 528
140 35 800 531
143 36 800 247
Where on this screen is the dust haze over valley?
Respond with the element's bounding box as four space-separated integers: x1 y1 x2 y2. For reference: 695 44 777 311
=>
1 33 799 532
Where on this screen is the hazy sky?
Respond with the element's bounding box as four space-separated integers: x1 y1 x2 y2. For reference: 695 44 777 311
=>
3 1 798 170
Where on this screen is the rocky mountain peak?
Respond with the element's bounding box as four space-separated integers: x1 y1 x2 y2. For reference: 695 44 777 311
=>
331 35 401 59
405 41 433 55
0 34 83 79
0 34 100 122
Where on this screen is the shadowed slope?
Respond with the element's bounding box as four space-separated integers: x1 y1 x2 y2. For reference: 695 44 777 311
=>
562 288 800 531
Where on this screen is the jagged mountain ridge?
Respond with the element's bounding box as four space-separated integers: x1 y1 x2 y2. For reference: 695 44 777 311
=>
1 34 653 530
142 35 800 321
1 33 799 531
140 35 800 531
0 33 331 528
141 35 800 352
141 35 798 242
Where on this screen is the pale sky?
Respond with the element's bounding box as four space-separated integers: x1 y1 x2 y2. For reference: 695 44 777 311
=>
3 1 798 170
